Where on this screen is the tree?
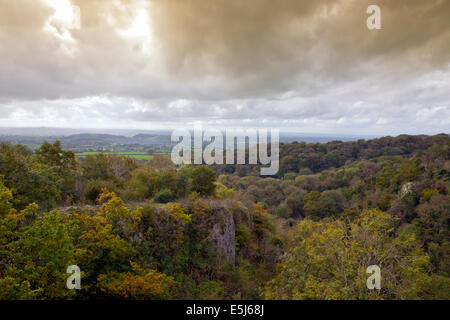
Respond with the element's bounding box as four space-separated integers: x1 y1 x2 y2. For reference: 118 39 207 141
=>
302 190 345 219
286 189 307 217
125 169 158 200
35 140 76 171
35 141 77 200
5 210 78 299
0 181 41 299
0 143 62 210
275 202 293 218
190 166 216 196
97 262 174 299
265 209 433 300
415 193 450 275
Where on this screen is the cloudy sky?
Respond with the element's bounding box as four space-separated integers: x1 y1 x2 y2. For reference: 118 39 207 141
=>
0 0 449 135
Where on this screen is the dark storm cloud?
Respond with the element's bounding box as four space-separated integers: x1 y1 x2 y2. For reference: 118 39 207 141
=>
149 0 450 97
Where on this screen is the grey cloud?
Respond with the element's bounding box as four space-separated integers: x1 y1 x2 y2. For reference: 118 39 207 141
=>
0 0 449 100
0 0 449 134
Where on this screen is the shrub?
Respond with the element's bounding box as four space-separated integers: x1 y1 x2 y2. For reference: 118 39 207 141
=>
191 166 216 196
84 179 117 202
154 188 175 203
275 203 293 218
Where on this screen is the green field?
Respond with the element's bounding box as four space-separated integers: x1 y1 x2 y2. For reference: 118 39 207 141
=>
75 151 154 160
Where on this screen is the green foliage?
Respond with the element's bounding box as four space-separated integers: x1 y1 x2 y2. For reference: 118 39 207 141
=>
420 189 439 204
214 182 234 199
190 166 216 196
303 190 344 219
376 166 398 190
286 189 306 216
378 193 394 211
196 280 225 300
0 143 62 211
35 140 77 189
5 210 78 299
84 179 118 202
97 262 174 300
283 172 297 180
265 209 433 300
275 202 293 218
154 188 175 203
125 169 158 200
0 135 448 300
235 223 251 251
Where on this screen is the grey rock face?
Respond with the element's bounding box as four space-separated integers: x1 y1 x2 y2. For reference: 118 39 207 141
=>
209 208 236 264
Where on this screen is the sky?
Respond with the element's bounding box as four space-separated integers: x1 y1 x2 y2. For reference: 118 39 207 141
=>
0 0 449 135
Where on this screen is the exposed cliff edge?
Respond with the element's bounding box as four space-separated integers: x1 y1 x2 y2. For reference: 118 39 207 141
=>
209 206 236 264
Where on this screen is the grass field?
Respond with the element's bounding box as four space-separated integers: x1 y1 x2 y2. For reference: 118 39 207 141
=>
75 151 154 160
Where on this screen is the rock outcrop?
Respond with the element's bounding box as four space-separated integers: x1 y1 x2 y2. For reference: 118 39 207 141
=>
209 207 235 264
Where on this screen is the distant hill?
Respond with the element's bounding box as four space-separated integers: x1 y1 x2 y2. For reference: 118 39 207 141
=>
0 127 377 149
0 133 173 148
